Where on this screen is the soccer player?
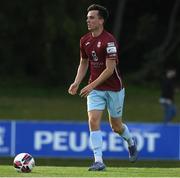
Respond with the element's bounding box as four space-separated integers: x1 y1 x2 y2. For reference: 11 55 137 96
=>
68 4 138 171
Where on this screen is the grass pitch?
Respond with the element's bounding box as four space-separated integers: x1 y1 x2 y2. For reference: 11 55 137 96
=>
0 84 179 123
0 165 180 177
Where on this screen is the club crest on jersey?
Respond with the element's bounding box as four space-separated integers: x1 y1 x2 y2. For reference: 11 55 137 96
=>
97 41 101 48
91 50 98 61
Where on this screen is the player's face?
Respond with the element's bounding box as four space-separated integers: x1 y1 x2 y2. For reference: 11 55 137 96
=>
86 10 104 31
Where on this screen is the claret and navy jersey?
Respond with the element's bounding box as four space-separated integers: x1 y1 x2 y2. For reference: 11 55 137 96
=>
80 30 123 91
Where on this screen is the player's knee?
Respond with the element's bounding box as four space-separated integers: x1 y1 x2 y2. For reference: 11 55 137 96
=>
89 117 100 130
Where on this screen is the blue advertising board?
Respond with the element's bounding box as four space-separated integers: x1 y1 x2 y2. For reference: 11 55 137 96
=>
0 121 15 156
0 120 179 160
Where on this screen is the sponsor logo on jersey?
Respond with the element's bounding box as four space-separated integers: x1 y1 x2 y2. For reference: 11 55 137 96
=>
91 51 98 61
106 46 117 54
107 42 115 47
85 42 90 46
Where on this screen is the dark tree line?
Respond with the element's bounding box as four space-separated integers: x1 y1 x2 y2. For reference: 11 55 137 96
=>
0 0 179 86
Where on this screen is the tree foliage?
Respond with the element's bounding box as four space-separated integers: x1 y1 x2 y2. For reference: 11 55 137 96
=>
119 0 180 82
0 0 179 86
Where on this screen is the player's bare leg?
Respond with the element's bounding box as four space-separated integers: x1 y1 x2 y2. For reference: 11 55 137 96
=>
109 117 138 163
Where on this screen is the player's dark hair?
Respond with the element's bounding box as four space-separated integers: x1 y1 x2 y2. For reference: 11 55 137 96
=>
87 4 109 23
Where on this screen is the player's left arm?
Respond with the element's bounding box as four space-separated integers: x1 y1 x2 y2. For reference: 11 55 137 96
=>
80 58 116 97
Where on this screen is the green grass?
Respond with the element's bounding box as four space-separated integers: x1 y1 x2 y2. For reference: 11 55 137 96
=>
0 84 179 122
0 86 86 121
1 165 180 177
1 155 180 177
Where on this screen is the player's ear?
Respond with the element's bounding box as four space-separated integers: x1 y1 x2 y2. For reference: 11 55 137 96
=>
99 18 104 25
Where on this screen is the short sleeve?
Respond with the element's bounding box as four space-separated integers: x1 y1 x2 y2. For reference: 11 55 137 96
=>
106 41 118 59
80 39 88 59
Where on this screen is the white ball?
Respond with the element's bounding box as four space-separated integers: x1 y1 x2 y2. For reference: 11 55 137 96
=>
13 153 35 173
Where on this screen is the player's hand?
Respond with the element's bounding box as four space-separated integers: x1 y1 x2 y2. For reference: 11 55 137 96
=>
80 84 93 98
68 82 79 95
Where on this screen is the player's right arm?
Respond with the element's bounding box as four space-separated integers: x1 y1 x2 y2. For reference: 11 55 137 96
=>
68 57 89 95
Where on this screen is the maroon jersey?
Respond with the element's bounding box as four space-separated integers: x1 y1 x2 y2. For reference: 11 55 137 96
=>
80 30 123 91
